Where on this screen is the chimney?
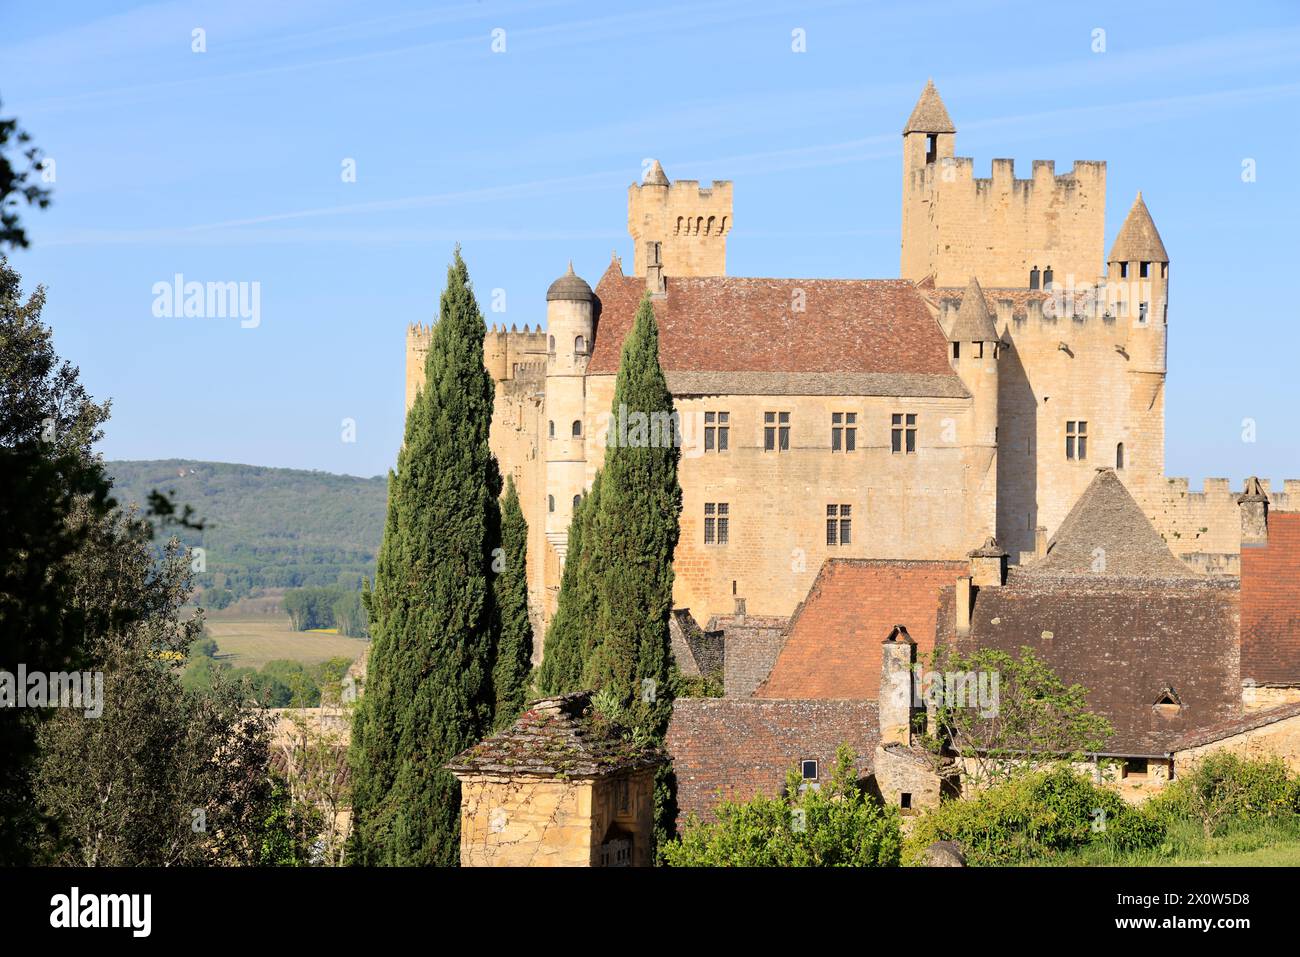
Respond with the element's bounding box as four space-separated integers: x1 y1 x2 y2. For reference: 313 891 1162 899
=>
968 537 1007 587
1034 525 1048 558
1238 477 1269 547
733 596 747 625
879 626 916 747
645 241 666 296
955 576 972 634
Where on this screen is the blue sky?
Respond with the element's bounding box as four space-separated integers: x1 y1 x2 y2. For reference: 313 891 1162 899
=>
3 0 1298 483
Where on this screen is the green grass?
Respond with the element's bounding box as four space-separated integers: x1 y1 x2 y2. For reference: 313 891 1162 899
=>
1040 818 1300 867
205 614 367 670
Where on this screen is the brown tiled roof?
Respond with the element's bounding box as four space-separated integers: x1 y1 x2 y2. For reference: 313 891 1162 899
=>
663 370 969 398
446 691 664 778
903 78 956 134
666 698 879 821
1022 468 1200 580
937 577 1241 756
1171 700 1300 752
1240 512 1300 685
758 559 968 700
1108 192 1168 263
948 276 998 342
589 266 961 390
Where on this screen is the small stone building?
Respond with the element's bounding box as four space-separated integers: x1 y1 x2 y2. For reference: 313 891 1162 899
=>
446 691 664 867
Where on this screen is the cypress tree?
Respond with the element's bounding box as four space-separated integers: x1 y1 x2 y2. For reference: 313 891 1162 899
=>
536 471 603 695
582 292 682 736
349 248 499 867
491 476 533 728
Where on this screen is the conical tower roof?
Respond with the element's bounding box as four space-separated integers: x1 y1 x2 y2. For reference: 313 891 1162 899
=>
1108 192 1168 263
903 79 956 135
1028 469 1198 579
948 276 998 342
642 159 669 186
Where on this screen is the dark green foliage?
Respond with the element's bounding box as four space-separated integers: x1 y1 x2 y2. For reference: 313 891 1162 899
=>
106 459 387 600
0 103 53 250
536 472 603 695
349 248 500 867
669 667 724 699
283 586 344 631
903 768 1165 865
664 746 901 867
582 293 682 736
491 476 533 728
254 777 322 867
0 258 113 864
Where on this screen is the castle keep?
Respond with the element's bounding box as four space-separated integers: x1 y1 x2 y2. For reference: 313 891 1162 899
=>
405 81 1296 645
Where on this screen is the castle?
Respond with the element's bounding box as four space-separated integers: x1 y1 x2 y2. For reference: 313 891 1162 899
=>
405 80 1298 645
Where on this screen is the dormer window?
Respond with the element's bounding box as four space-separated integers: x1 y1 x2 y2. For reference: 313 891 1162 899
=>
1153 687 1182 718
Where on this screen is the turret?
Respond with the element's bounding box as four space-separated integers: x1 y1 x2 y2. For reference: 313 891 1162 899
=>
627 160 732 277
1107 192 1169 480
948 276 1000 448
902 78 956 172
543 264 594 558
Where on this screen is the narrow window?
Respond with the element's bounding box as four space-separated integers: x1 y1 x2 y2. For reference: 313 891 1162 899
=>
973 341 983 359
1029 266 1040 290
1138 301 1148 324
845 413 856 452
1066 420 1088 460
572 419 582 437
925 134 936 163
548 420 555 439
573 494 581 510
1116 442 1125 470
831 412 842 451
906 413 917 453
574 335 585 355
548 335 555 353
704 503 729 545
952 341 960 360
826 505 838 546
900 793 912 810
704 411 729 452
765 411 790 452
801 759 819 780
548 495 555 513
891 414 903 454
1140 261 1150 278
1120 262 1129 279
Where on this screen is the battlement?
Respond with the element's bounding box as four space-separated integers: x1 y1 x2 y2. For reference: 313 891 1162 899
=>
628 161 732 277
1146 476 1300 566
1162 476 1300 503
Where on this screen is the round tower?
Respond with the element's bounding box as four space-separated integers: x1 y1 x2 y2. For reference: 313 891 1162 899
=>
1107 192 1169 482
543 263 594 560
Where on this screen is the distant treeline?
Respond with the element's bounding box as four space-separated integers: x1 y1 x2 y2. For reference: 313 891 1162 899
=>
283 585 369 637
105 459 386 601
183 638 353 708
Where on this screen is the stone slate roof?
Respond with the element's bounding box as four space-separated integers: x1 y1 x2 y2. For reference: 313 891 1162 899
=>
1240 512 1300 685
948 276 999 342
903 79 956 134
663 370 969 399
938 577 1241 755
1022 468 1200 580
1108 192 1168 263
1171 700 1300 752
546 261 594 302
669 608 724 679
666 698 879 822
446 691 664 779
590 266 962 393
642 159 669 186
758 558 967 700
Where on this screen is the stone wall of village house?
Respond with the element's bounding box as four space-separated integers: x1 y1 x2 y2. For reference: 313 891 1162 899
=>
456 770 657 867
1174 717 1300 777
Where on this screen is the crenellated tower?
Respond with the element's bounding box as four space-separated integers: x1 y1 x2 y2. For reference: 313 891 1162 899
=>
628 160 732 277
900 80 1106 289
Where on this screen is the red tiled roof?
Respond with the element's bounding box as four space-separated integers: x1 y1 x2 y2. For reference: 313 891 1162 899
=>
757 559 968 700
589 265 957 380
1241 512 1300 685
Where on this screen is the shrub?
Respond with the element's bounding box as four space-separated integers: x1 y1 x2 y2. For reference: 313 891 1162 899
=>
1149 753 1300 837
663 744 901 867
904 768 1164 865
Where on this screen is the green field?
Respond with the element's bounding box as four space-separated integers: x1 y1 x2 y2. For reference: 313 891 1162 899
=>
205 614 368 670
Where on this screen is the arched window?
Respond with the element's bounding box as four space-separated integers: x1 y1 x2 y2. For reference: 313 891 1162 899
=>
574 335 585 355
573 494 581 510
548 495 555 513
572 419 582 438
1116 443 1125 469
548 421 555 438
